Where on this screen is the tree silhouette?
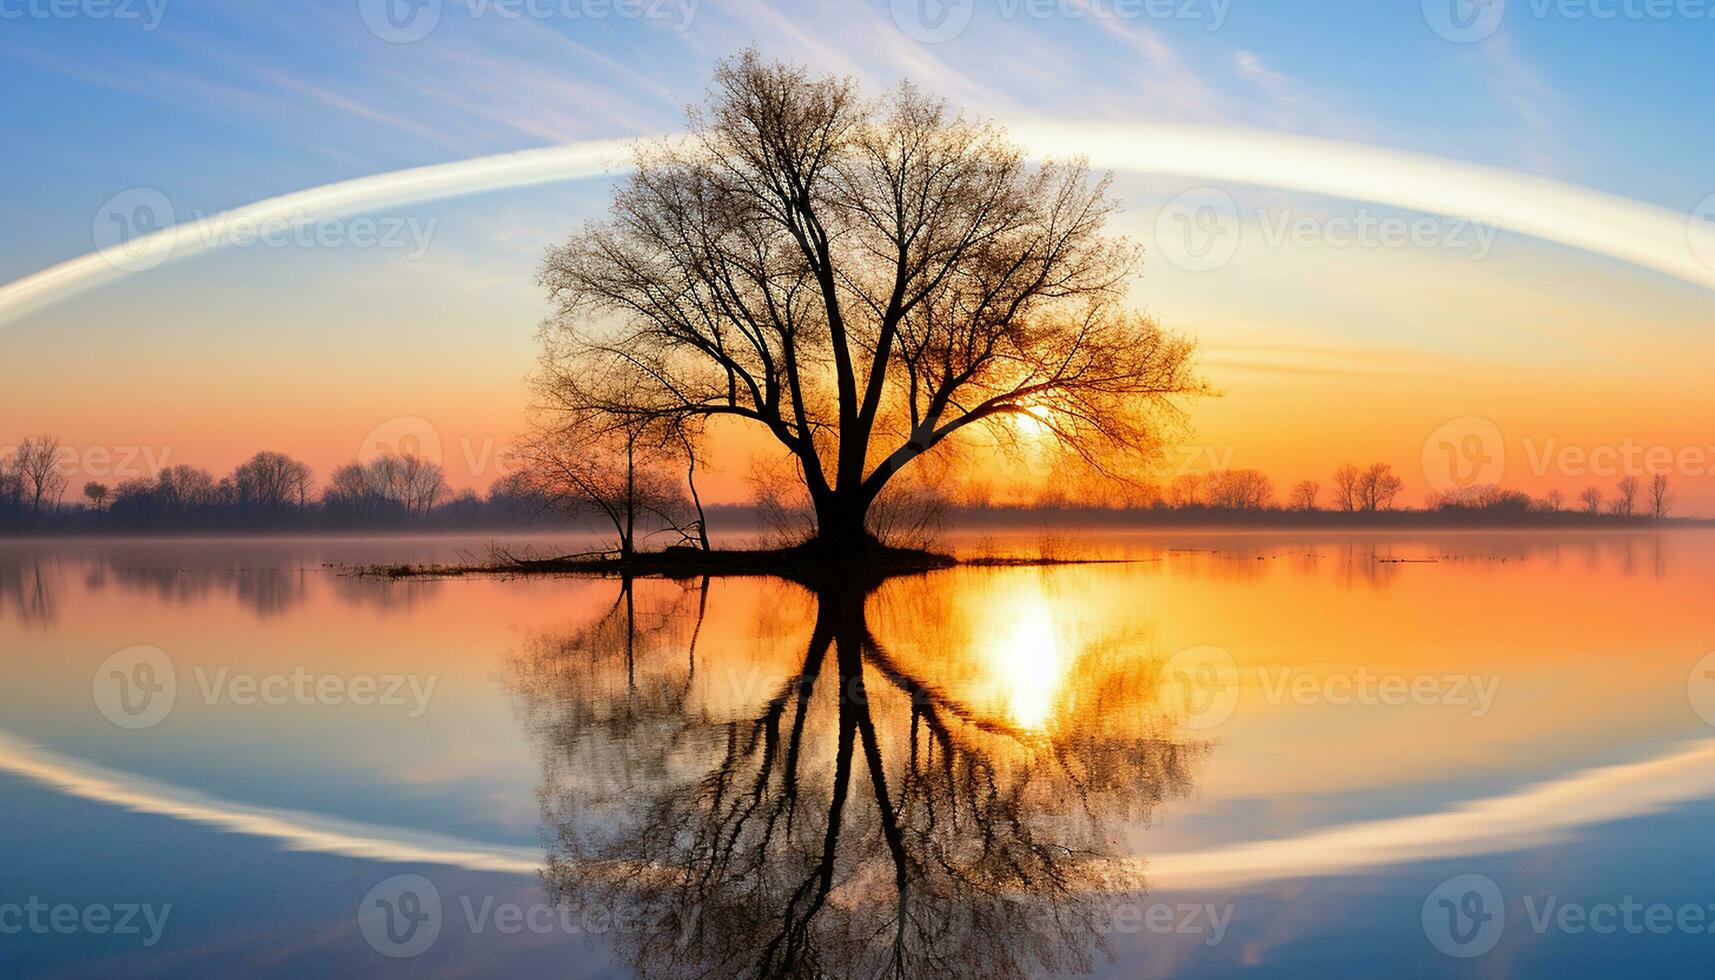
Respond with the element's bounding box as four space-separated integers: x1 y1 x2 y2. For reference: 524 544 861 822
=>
1331 464 1360 512
1579 486 1603 514
509 575 1208 978
1612 475 1640 517
12 435 67 515
1289 480 1319 511
1648 473 1672 519
538 51 1206 556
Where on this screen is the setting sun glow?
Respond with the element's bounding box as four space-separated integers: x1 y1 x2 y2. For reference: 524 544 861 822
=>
987 591 1064 731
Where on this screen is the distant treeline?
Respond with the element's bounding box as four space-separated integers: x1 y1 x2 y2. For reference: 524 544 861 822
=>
0 437 567 533
0 436 1696 535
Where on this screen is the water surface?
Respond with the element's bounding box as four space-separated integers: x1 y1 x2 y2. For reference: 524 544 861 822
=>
3 531 1713 977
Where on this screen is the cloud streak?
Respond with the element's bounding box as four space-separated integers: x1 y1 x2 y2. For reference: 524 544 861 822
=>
3 122 1712 328
4 726 1714 891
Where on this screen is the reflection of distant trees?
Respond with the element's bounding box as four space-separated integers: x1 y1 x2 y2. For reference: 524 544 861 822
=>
509 576 1206 978
0 545 447 622
0 549 59 626
104 565 312 618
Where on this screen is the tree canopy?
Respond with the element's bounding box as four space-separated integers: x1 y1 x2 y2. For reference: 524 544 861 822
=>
538 51 1206 551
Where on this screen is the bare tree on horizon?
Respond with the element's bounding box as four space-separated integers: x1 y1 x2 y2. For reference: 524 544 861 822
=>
1580 485 1603 515
1289 480 1319 511
1332 465 1360 512
1612 475 1640 517
12 436 67 515
1648 472 1673 519
537 51 1207 555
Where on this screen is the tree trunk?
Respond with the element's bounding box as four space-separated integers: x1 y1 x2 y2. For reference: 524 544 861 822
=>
810 491 879 554
622 435 637 559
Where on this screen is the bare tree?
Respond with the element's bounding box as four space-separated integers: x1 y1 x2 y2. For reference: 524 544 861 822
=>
325 455 446 517
1358 463 1404 512
1203 468 1273 510
13 436 68 515
1544 488 1564 512
539 51 1206 555
154 465 218 514
1612 475 1640 517
384 454 446 514
1648 473 1673 519
232 451 314 510
1331 464 1361 512
509 418 686 558
1164 472 1204 508
1289 479 1319 511
1579 486 1603 515
83 481 109 511
0 453 22 512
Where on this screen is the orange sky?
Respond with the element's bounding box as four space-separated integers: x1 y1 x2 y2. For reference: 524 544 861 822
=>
5 186 1715 514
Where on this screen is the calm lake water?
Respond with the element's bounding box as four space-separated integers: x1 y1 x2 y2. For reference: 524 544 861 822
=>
3 530 1715 977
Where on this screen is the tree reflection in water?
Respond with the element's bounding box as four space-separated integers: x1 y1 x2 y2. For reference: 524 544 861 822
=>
507 573 1209 979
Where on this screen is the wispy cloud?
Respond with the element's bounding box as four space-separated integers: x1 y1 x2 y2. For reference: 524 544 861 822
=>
1477 28 1562 173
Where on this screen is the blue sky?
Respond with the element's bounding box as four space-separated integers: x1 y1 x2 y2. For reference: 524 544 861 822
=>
3 0 1711 272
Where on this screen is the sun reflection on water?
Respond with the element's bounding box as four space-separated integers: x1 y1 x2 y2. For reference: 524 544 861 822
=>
987 592 1064 731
